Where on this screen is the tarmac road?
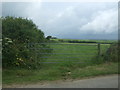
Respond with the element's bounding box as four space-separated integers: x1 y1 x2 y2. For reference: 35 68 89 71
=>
3 74 119 88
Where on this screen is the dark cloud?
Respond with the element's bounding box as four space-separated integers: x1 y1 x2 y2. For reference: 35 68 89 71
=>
2 2 118 40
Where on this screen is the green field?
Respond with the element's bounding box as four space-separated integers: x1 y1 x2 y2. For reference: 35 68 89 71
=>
2 17 118 86
39 43 110 67
2 41 119 85
50 39 117 43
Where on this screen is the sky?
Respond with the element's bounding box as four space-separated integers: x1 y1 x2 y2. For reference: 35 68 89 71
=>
2 2 118 40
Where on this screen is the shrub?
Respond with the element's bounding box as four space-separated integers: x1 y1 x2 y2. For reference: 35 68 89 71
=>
103 42 119 62
2 16 52 69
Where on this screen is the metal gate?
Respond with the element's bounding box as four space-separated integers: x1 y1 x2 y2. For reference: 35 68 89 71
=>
27 43 108 64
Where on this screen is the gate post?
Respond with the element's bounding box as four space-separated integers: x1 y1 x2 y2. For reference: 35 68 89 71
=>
98 43 101 56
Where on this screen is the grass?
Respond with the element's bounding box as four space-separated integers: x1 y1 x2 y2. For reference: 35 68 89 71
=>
0 69 1 85
71 62 118 79
3 62 118 85
40 43 110 67
2 41 118 85
43 43 98 62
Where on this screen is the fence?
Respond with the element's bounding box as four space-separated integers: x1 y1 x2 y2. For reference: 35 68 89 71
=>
27 43 112 64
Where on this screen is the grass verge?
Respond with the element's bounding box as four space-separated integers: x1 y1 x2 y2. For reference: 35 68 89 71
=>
3 62 118 86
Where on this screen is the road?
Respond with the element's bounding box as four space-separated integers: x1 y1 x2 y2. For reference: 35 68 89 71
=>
3 75 119 88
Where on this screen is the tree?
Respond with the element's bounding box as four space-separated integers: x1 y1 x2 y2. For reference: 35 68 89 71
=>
2 16 52 69
46 36 52 40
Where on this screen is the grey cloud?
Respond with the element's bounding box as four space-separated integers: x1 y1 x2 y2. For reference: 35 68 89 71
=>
2 2 118 40
80 8 118 34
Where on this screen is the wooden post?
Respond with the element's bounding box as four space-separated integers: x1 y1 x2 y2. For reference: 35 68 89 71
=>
98 43 101 56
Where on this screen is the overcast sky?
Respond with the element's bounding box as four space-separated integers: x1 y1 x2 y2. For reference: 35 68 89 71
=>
2 2 118 40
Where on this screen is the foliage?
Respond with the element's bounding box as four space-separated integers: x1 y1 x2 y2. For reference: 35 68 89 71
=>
51 39 117 44
103 42 119 62
46 36 52 40
2 16 52 69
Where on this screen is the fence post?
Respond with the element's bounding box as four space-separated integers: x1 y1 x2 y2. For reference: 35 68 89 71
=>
98 43 101 56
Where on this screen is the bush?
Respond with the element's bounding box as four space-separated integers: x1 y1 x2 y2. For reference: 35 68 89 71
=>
2 16 52 69
103 42 119 62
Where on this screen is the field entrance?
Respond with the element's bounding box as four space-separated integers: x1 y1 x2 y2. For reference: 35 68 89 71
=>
3 42 115 85
28 43 110 65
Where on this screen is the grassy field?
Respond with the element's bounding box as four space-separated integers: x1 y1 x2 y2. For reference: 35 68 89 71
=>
2 40 119 85
39 43 110 67
50 39 117 43
41 43 98 62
